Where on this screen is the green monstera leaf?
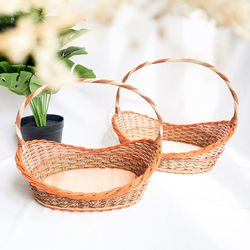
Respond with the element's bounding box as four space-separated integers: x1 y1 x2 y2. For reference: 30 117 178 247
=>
59 28 87 47
0 61 35 74
0 61 11 73
63 58 96 79
63 58 75 68
29 75 45 98
0 71 32 96
0 73 18 88
0 61 34 96
59 46 87 59
11 64 35 74
74 64 95 78
29 75 57 97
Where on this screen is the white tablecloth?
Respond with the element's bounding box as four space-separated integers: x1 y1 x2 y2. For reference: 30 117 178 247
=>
0 3 250 250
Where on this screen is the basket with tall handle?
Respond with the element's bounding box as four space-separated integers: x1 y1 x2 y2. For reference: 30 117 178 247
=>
15 78 163 212
112 58 238 174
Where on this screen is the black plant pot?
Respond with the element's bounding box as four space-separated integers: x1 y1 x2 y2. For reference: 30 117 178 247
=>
21 114 64 143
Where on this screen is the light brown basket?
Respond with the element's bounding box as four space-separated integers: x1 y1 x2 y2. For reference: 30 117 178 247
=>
112 58 239 174
15 78 163 212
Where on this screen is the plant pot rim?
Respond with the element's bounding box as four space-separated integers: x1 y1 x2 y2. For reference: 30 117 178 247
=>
20 114 64 142
21 114 64 130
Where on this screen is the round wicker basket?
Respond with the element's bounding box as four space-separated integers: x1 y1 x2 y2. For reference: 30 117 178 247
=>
112 58 239 174
15 79 163 212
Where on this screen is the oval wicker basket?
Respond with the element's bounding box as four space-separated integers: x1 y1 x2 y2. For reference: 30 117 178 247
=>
15 79 163 212
112 58 239 174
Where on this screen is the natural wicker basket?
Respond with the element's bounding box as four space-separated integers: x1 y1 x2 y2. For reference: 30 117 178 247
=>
112 58 239 174
15 79 163 212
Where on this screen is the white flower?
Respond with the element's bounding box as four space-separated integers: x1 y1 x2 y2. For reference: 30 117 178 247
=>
0 0 85 88
86 0 250 42
0 17 36 63
34 22 77 87
0 0 78 15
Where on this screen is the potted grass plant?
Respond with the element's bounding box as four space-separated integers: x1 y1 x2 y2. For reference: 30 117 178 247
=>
0 8 95 142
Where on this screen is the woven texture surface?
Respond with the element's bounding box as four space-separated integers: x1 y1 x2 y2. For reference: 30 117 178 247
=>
16 140 159 211
113 58 238 174
15 79 162 212
112 111 235 174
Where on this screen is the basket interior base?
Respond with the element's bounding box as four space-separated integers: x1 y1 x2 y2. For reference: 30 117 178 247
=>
162 141 201 153
44 168 137 193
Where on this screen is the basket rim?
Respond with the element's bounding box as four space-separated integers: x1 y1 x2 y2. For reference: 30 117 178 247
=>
112 110 237 159
15 138 161 200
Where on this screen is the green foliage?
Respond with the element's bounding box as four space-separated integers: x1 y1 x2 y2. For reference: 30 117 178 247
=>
0 48 96 97
0 14 18 32
29 75 50 97
0 61 33 96
59 47 96 78
59 46 87 59
74 64 95 78
0 49 96 127
59 28 87 47
0 10 95 127
29 91 52 127
0 9 44 33
0 61 11 72
0 72 31 96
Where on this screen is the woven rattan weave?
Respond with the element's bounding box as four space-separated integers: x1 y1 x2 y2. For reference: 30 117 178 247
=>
112 58 238 174
15 79 163 212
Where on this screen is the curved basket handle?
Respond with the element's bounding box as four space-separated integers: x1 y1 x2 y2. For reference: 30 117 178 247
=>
16 78 163 146
115 58 239 123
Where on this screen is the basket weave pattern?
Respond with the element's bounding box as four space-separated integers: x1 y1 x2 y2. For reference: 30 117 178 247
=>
15 79 163 212
112 58 238 174
31 183 148 212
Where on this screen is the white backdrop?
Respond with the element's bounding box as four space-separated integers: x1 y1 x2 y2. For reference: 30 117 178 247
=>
0 3 250 250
